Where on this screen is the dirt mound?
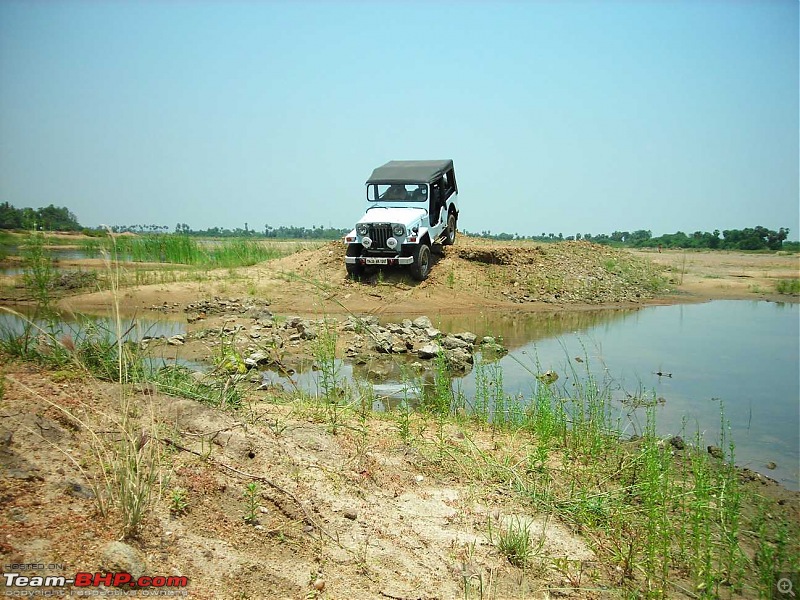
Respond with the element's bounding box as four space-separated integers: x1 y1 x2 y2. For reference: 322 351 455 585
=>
262 237 666 310
53 237 667 319
455 244 545 266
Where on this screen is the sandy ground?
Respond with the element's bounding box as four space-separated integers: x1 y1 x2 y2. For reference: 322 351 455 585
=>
630 247 800 303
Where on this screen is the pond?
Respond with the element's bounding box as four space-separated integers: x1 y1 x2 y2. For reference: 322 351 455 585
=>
288 300 799 489
2 299 797 489
452 300 799 490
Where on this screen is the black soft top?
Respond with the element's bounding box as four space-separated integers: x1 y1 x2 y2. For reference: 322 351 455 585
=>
366 160 454 185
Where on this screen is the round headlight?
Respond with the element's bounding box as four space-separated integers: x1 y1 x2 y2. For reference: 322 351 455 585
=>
386 237 398 249
392 224 406 237
356 223 369 236
362 236 372 249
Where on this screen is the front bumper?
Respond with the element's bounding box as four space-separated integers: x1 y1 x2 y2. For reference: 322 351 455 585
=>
345 255 414 266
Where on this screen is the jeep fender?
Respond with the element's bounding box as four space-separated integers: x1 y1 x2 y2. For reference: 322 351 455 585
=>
411 227 430 244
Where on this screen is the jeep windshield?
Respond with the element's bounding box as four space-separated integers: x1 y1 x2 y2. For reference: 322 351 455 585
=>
367 183 428 202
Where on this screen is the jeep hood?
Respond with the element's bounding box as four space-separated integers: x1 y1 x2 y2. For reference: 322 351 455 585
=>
358 206 427 226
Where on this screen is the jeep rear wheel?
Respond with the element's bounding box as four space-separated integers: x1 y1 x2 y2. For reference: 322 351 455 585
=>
345 244 364 279
444 212 457 246
410 243 431 281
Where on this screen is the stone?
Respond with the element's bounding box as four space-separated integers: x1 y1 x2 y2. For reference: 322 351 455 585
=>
707 445 724 460
66 480 95 499
424 327 441 339
445 348 474 371
372 333 394 353
454 332 478 345
100 541 147 581
669 436 685 450
766 461 777 470
417 343 442 359
441 335 471 350
247 351 270 366
412 316 433 329
166 335 185 346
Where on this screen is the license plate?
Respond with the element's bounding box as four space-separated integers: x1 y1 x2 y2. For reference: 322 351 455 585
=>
365 257 389 265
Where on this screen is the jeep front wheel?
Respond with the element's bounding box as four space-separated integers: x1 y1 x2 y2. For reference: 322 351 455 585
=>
410 243 431 281
345 244 364 279
444 212 457 246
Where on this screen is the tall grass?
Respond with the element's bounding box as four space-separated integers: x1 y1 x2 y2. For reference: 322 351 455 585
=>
84 235 296 268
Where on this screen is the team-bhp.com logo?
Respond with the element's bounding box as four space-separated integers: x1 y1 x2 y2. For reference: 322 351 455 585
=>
3 571 188 594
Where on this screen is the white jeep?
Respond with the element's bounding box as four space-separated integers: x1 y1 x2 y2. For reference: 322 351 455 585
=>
344 160 459 281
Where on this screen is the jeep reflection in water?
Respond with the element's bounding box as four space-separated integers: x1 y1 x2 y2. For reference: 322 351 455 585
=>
344 160 459 281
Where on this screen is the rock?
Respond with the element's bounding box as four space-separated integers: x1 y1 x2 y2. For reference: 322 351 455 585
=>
481 342 508 357
300 328 318 341
536 370 559 384
481 336 496 345
284 316 302 329
412 316 433 329
343 509 358 520
372 332 394 353
247 309 273 321
417 343 442 359
247 352 270 366
707 445 724 460
669 436 685 450
454 332 478 345
766 461 777 470
445 348 474 371
166 335 185 346
424 327 442 339
66 481 95 499
441 335 471 350
100 541 147 581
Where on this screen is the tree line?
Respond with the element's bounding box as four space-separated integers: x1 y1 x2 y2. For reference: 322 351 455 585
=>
463 226 796 251
1 202 795 251
0 202 81 231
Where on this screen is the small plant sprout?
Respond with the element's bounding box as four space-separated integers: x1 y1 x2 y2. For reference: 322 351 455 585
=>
169 487 189 515
242 482 261 525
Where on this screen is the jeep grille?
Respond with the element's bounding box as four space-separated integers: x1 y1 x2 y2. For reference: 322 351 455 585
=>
368 224 393 250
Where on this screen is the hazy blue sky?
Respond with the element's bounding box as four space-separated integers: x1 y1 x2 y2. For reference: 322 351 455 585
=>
1 1 797 238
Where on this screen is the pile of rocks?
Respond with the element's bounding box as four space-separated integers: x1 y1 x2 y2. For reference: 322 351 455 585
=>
342 315 505 372
183 297 273 323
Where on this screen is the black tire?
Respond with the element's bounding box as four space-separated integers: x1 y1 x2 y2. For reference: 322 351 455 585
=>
345 244 364 279
410 243 431 281
444 212 457 246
